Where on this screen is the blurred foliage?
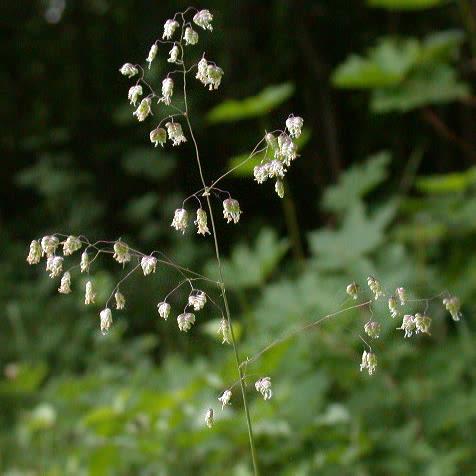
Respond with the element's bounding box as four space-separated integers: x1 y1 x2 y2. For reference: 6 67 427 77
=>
1 0 476 475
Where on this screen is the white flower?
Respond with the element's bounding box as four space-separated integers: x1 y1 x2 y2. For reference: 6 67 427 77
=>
58 272 72 294
275 179 285 198
113 241 131 265
188 291 207 311
27 240 42 265
194 208 210 235
364 320 381 339
157 301 171 320
205 64 223 90
255 377 272 400
167 45 180 64
443 296 462 321
85 281 96 305
165 121 187 146
253 164 269 184
285 115 304 139
41 235 59 257
196 57 208 85
205 408 214 428
346 282 359 300
150 127 167 147
163 19 179 40
218 389 232 410
388 296 399 318
100 308 113 335
158 77 174 105
268 159 285 178
396 287 406 306
193 9 213 31
360 350 377 375
140 255 157 276
218 318 231 344
414 313 431 335
80 251 90 273
63 235 82 256
146 43 158 69
119 63 138 78
277 133 297 166
398 314 416 338
133 98 152 122
115 291 126 310
128 85 143 106
223 198 242 224
184 26 199 45
367 276 385 300
171 208 188 233
46 256 63 278
177 312 196 332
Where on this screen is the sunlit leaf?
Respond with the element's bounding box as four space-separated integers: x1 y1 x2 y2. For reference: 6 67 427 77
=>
367 0 446 9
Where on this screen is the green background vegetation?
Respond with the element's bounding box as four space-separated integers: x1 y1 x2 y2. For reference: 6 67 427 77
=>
1 0 475 474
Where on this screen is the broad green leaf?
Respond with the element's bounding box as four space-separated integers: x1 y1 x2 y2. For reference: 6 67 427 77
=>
204 228 289 289
416 167 476 194
207 83 294 123
227 129 311 177
371 64 469 113
332 39 420 88
367 0 445 9
418 30 465 64
322 151 391 213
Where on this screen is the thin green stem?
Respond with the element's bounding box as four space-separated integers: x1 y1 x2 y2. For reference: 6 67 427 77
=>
180 44 260 475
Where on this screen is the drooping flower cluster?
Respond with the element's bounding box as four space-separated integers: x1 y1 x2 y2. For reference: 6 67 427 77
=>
140 255 157 276
100 308 113 335
196 57 224 90
58 272 71 294
255 377 272 400
163 19 179 40
157 301 171 320
27 240 42 265
62 235 82 256
158 77 174 105
346 282 359 300
367 276 385 300
360 350 377 375
133 98 152 122
443 296 462 321
165 121 187 146
128 85 143 106
177 312 196 332
205 408 214 428
171 208 189 233
388 296 399 318
188 291 207 311
85 280 96 305
194 208 210 235
193 9 213 31
113 240 131 265
218 389 232 409
222 198 242 224
364 320 381 339
398 314 416 338
115 291 126 310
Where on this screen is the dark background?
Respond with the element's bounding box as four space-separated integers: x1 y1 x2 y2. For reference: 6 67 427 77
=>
1 1 475 475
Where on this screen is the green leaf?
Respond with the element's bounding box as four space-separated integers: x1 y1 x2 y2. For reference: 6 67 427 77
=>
227 128 311 177
332 39 420 88
322 151 391 213
371 64 470 113
367 0 445 10
416 167 476 194
204 228 289 289
207 83 295 123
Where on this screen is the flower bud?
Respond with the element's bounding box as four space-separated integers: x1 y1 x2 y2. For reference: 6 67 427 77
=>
146 43 158 69
163 19 179 40
285 115 304 139
115 291 126 310
171 208 188 233
128 85 143 106
159 77 174 105
177 312 196 332
255 377 272 400
188 291 207 311
223 198 242 224
100 308 113 335
58 272 72 294
364 320 381 339
133 98 152 122
275 179 285 198
27 240 42 265
80 251 90 273
63 235 82 256
218 389 232 409
113 241 131 265
194 208 210 235
360 350 377 375
184 27 199 45
141 255 157 276
346 282 359 300
157 301 171 320
41 235 59 257
193 9 213 31
119 63 138 78
150 127 167 147
85 281 96 305
165 122 187 146
205 408 214 428
46 256 63 278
